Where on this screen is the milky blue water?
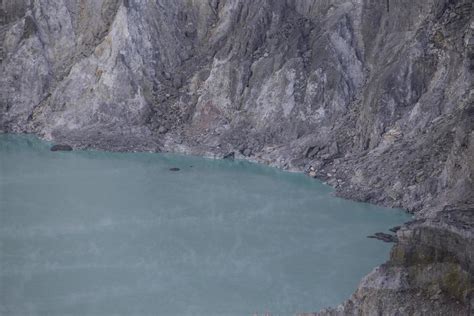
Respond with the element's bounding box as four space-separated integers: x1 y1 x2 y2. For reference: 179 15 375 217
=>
0 134 409 315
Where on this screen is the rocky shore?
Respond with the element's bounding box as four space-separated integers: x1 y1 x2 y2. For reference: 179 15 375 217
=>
1 0 473 314
314 207 473 315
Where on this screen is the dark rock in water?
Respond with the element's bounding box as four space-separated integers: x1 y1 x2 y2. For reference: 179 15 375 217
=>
389 226 401 233
50 144 73 152
223 152 235 160
367 232 398 243
169 167 180 171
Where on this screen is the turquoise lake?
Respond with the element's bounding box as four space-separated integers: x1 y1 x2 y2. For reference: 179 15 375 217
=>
0 134 410 315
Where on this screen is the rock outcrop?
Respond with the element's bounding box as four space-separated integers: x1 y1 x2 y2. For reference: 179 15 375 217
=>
1 0 473 314
316 207 473 315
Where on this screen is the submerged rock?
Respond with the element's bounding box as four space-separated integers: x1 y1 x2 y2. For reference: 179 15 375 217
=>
367 232 398 243
50 144 73 152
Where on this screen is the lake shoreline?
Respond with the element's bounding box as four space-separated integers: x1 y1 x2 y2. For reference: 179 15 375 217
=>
3 132 472 315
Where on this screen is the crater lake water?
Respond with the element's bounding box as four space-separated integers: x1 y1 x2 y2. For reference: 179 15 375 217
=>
0 135 410 315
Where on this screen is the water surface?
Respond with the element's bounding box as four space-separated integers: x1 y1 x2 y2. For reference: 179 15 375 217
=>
0 135 409 315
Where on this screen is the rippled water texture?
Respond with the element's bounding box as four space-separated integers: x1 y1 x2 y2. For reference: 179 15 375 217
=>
0 135 410 315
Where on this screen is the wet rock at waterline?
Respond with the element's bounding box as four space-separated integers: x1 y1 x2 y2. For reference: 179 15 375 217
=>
389 226 401 233
223 152 235 160
367 232 398 243
50 144 73 152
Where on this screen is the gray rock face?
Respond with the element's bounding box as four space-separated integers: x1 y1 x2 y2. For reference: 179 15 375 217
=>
316 208 474 316
1 0 473 314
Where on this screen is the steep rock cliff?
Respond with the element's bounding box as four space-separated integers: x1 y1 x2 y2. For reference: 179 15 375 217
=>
1 0 473 314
